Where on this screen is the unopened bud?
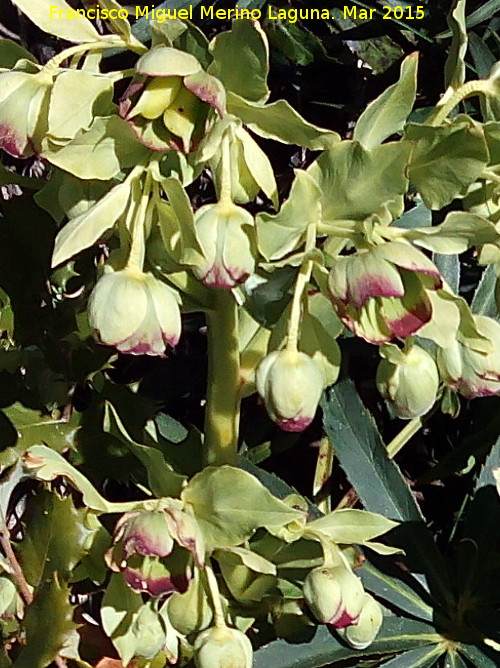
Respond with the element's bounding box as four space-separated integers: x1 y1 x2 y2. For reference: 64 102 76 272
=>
194 626 253 668
256 350 324 432
336 593 383 649
303 565 365 628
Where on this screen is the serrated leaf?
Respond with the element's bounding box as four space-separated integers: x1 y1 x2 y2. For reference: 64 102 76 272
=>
405 212 498 254
354 52 418 149
471 265 499 318
181 466 303 549
379 645 443 667
11 0 100 42
104 402 186 498
0 404 81 471
321 379 421 522
12 577 77 668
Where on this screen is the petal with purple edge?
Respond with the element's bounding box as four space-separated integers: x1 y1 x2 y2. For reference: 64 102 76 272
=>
184 70 226 116
380 242 442 287
381 272 432 338
330 609 360 628
346 252 404 308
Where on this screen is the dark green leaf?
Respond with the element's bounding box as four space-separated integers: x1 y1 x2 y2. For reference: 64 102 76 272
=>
379 644 443 667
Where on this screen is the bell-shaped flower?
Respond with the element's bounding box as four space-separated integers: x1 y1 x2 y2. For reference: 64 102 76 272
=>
303 564 365 628
105 504 205 597
192 201 256 289
336 593 383 649
0 70 51 158
437 315 500 398
376 343 439 419
88 266 181 356
120 46 225 153
328 242 442 344
194 626 253 668
256 350 325 432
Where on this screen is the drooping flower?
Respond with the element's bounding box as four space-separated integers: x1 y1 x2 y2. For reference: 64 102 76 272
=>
88 267 181 356
105 505 204 597
336 593 383 649
303 564 365 628
376 343 439 418
328 242 442 344
192 201 256 289
255 350 325 432
0 70 51 158
120 46 225 153
194 626 253 668
437 315 500 398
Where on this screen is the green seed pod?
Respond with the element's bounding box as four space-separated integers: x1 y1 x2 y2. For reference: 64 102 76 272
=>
194 626 253 668
256 350 324 432
336 593 383 649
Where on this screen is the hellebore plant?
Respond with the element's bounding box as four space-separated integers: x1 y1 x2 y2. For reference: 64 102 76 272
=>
3 3 500 668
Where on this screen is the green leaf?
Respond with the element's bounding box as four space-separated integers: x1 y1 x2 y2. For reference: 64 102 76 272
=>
161 176 204 266
308 140 410 222
433 253 460 294
361 561 434 622
17 489 94 587
101 573 143 667
301 292 343 386
471 265 499 318
253 617 440 668
307 509 398 544
444 651 469 668
43 115 151 181
227 92 339 149
444 0 468 90
405 212 498 254
22 445 140 514
209 19 269 103
322 379 421 522
0 39 36 68
12 577 77 668
405 119 489 210
10 0 100 42
256 170 321 261
103 402 186 498
181 466 304 549
354 52 419 150
48 70 114 141
0 404 81 471
379 645 443 667
51 180 130 268
459 643 500 668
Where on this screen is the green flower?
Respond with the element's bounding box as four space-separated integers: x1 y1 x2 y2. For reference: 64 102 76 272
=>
256 350 325 432
193 201 256 289
437 315 500 398
336 593 383 649
88 267 181 355
303 564 365 628
121 46 225 153
376 343 439 418
328 242 442 344
194 627 253 668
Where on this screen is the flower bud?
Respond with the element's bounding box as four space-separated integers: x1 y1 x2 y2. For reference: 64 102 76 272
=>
192 202 255 289
437 315 500 398
194 626 253 668
88 267 181 356
336 593 383 649
256 350 325 432
376 344 439 419
303 565 365 628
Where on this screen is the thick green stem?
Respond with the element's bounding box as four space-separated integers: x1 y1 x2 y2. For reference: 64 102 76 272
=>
428 79 494 126
204 290 241 466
